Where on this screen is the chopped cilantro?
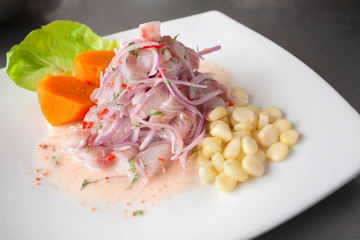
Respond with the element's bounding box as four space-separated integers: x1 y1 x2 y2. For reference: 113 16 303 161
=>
85 145 91 153
169 57 176 63
113 92 120 100
128 42 135 46
183 117 192 123
151 86 162 97
128 157 136 173
96 125 102 131
149 109 165 117
81 179 97 190
204 78 217 82
161 47 167 55
160 34 179 44
164 80 172 84
190 147 198 156
132 173 139 184
132 124 141 127
132 210 143 216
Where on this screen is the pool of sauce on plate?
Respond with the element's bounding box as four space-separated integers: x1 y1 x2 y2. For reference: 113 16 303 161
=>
31 60 231 215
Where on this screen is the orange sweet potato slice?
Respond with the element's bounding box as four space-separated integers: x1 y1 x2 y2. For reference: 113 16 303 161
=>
74 50 115 86
37 74 97 126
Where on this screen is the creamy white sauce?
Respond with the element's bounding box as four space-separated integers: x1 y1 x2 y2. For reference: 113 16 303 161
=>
33 61 231 215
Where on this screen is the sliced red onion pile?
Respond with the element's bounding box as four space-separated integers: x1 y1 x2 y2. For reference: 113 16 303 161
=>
63 21 228 184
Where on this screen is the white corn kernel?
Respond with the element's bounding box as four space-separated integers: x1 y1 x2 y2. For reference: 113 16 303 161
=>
219 116 230 125
252 114 259 131
198 165 218 182
231 88 249 107
242 136 258 155
273 119 292 134
230 86 242 94
280 129 299 146
211 152 225 172
236 147 246 162
234 122 253 131
229 115 237 127
198 137 222 148
254 149 266 163
233 130 251 139
223 159 248 182
241 155 265 177
215 172 237 191
209 120 228 132
196 152 212 167
246 105 261 115
262 106 282 123
210 121 232 142
207 106 227 121
202 142 223 158
266 142 288 162
251 130 261 144
223 136 242 159
232 107 255 123
258 124 278 147
226 106 235 115
257 112 269 130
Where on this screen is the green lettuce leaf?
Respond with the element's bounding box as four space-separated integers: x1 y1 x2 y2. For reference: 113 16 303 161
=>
6 20 120 91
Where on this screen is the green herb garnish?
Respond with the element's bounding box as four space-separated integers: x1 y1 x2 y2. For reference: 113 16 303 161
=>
132 210 143 216
149 109 165 117
190 147 198 156
169 57 176 63
132 173 139 184
113 92 120 100
132 124 141 127
81 179 97 190
85 146 91 153
161 47 167 55
164 80 172 84
184 117 192 123
128 157 136 173
96 125 102 131
151 86 162 97
128 42 135 46
204 78 217 82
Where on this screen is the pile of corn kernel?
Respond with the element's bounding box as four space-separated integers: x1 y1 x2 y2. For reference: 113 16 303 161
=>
196 86 299 191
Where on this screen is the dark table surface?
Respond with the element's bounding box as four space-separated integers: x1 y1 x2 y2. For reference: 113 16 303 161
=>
1 0 359 239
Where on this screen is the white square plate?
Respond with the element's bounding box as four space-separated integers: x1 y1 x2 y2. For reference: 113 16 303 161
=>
1 11 359 240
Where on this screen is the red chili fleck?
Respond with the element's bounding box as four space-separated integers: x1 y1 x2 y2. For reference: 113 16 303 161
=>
35 169 40 172
127 87 132 91
35 178 41 181
121 150 126 153
126 202 131 206
106 154 116 161
187 95 194 101
178 85 183 91
228 101 235 107
142 43 165 49
105 177 109 180
38 144 48 149
158 158 165 162
162 68 167 73
82 121 94 129
121 83 127 89
97 108 108 120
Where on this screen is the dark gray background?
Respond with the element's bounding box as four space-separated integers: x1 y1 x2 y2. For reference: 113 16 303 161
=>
1 0 359 239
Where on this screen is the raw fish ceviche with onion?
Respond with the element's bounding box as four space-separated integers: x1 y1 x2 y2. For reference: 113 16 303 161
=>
63 21 228 184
